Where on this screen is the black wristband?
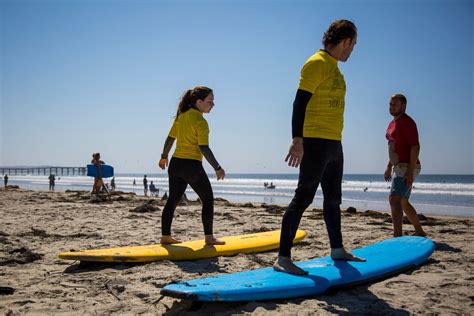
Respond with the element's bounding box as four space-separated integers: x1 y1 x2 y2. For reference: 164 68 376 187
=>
161 154 168 159
215 165 222 171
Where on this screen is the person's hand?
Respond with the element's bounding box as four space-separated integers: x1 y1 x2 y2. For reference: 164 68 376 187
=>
285 138 304 168
405 170 414 188
216 168 225 180
159 158 168 170
384 167 392 181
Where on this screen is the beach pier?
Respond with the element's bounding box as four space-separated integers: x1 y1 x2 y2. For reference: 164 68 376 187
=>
0 166 87 176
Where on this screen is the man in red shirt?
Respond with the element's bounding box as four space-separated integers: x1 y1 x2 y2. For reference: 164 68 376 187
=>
384 94 426 237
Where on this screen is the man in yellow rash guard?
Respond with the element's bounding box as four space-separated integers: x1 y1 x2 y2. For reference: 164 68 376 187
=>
274 20 365 275
299 50 346 140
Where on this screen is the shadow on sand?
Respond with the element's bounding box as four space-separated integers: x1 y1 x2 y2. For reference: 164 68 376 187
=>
63 261 147 274
172 257 227 274
434 242 462 253
62 255 227 275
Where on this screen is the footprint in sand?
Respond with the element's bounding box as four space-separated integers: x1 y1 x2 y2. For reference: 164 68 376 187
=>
384 280 413 289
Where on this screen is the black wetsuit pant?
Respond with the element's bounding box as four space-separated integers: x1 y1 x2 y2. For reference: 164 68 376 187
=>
162 157 214 236
279 138 344 257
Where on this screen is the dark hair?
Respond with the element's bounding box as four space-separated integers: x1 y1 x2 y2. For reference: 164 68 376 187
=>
176 86 213 116
391 94 407 106
322 19 357 47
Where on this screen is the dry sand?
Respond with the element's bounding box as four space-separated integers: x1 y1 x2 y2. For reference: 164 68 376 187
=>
0 188 473 315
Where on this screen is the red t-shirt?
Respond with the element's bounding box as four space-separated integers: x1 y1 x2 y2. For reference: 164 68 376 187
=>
386 113 420 165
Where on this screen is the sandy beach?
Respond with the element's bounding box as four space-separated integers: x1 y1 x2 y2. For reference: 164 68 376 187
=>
0 187 472 315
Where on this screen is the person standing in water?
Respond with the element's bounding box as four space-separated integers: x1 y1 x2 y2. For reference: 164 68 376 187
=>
48 174 56 191
159 86 226 245
143 175 148 196
110 177 116 191
274 19 365 275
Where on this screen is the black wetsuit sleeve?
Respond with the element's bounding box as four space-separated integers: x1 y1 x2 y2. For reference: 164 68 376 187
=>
292 89 313 138
199 145 221 170
161 136 175 159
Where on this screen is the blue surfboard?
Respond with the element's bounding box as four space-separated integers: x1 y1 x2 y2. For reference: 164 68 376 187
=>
161 236 435 301
86 164 114 178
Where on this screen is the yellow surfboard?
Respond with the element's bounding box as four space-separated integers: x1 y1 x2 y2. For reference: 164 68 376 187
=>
58 230 307 263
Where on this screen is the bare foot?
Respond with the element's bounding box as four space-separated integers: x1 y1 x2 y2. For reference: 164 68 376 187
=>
273 256 308 275
205 235 226 245
331 248 366 262
160 236 182 244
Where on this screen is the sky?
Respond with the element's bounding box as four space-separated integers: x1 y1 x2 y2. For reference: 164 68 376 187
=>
1 0 473 174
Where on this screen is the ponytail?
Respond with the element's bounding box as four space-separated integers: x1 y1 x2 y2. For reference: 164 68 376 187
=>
176 86 213 117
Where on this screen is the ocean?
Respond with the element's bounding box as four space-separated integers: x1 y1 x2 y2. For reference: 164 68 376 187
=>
4 173 473 217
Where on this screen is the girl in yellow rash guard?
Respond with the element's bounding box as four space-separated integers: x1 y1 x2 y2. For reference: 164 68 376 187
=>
158 86 226 245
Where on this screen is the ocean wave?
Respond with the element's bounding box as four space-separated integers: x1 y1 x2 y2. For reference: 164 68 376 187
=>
8 175 474 197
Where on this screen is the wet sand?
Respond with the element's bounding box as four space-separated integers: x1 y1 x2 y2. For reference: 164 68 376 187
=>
1 188 473 315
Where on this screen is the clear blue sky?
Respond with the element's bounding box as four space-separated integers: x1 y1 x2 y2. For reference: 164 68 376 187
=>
1 0 472 174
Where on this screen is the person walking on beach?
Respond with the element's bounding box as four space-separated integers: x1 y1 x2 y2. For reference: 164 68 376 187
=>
384 94 426 237
48 174 55 191
159 86 226 245
143 175 148 196
91 153 109 194
274 19 365 275
4 174 8 187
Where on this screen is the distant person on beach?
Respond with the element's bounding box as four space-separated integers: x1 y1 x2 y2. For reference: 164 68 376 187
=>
48 174 55 191
159 86 226 245
274 19 364 275
133 179 136 186
384 94 426 237
143 175 148 196
110 177 116 191
149 181 159 197
91 152 110 194
4 174 8 187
